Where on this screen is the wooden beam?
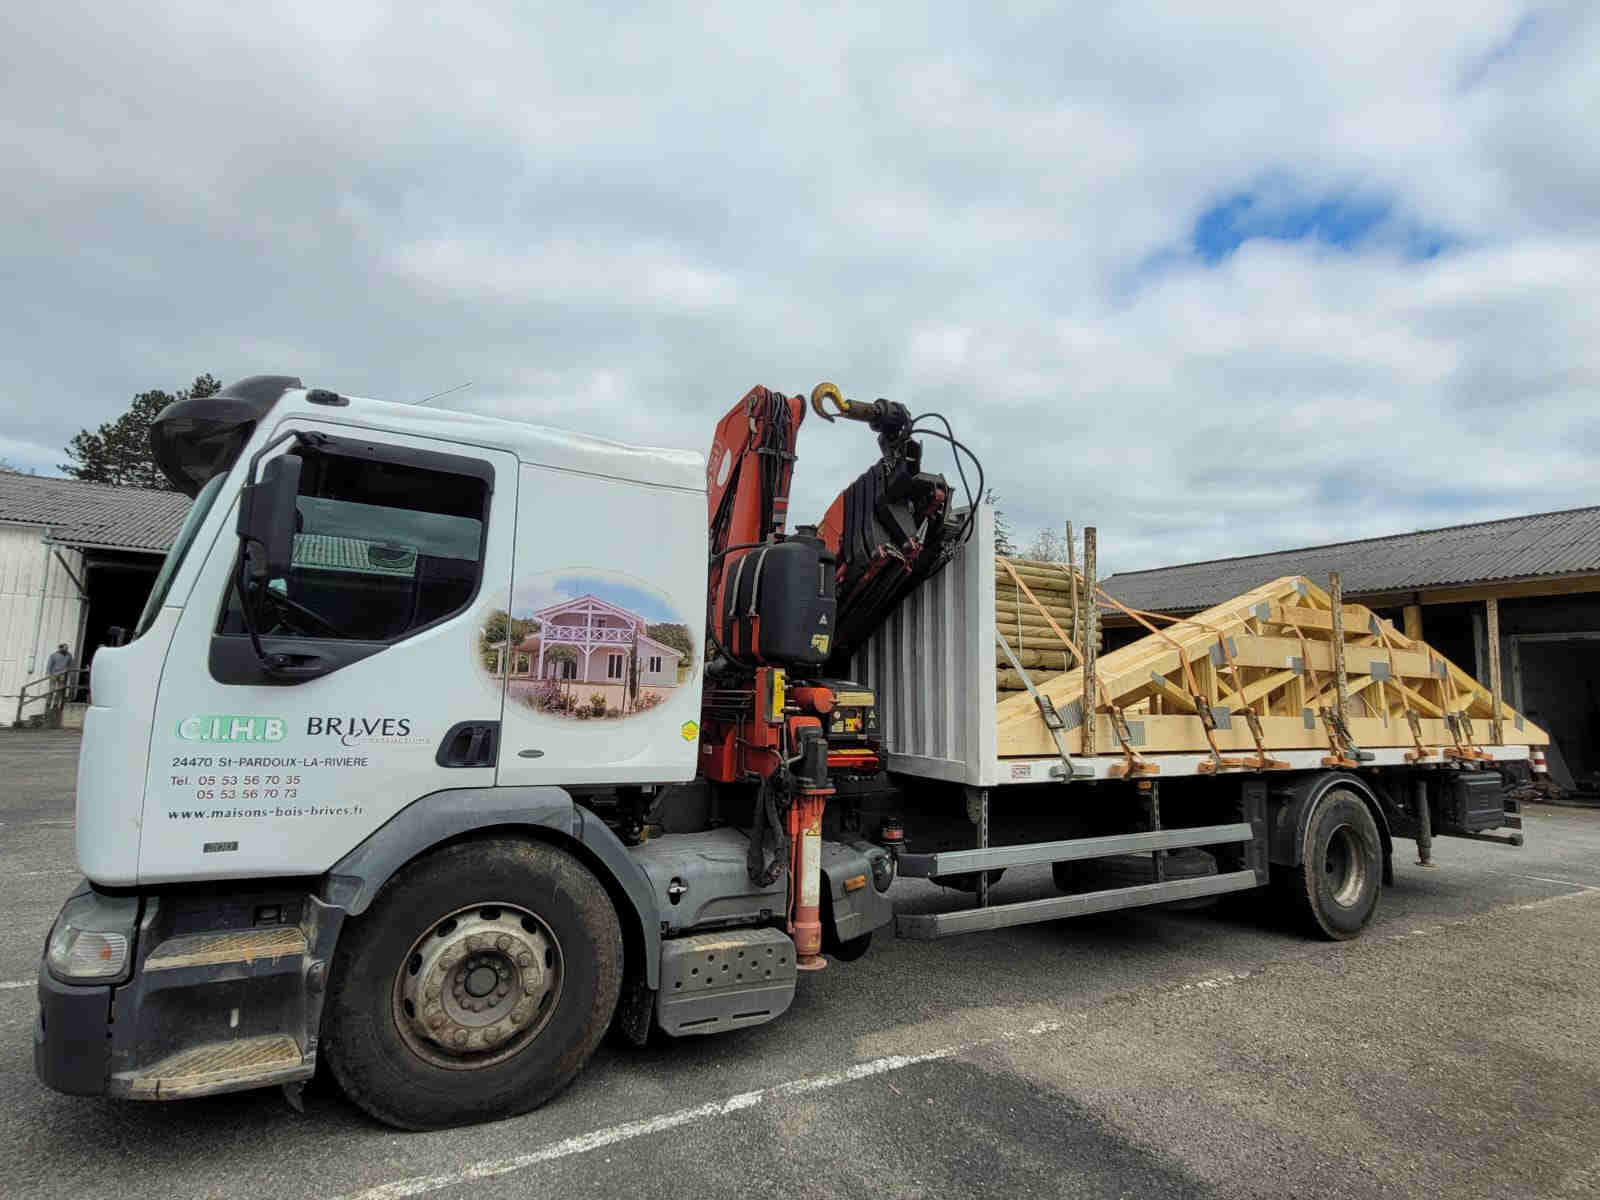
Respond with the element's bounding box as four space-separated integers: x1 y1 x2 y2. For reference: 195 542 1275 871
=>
1390 678 1444 718
1144 673 1200 713
1266 604 1369 632
1486 597 1503 745
1408 574 1600 606
1305 673 1379 713
1235 668 1299 709
1329 573 1349 718
1402 604 1423 641
1066 520 1081 660
1082 528 1097 756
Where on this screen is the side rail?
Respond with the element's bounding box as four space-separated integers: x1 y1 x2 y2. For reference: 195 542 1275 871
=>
894 779 1270 939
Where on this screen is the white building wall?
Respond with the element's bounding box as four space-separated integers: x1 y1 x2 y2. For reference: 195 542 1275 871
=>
636 644 683 687
0 525 86 726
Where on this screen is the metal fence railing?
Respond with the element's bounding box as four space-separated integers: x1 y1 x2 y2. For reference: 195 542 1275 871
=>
6 666 91 729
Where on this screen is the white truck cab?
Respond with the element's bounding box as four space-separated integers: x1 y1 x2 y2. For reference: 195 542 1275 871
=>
37 377 894 1127
83 379 705 884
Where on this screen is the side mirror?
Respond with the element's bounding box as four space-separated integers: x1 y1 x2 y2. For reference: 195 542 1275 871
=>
237 453 302 581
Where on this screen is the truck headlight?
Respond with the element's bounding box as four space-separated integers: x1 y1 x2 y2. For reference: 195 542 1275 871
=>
44 890 138 983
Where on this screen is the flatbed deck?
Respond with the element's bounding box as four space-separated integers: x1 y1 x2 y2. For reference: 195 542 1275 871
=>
857 507 1547 788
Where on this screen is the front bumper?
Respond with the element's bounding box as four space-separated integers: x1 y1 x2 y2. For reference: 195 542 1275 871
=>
34 968 114 1095
34 881 338 1102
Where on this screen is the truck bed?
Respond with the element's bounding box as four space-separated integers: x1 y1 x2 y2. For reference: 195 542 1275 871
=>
853 507 1547 787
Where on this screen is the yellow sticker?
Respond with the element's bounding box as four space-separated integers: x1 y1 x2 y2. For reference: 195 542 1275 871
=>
681 720 700 742
811 634 831 655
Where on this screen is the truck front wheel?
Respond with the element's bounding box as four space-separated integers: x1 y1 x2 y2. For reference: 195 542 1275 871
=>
323 838 623 1129
1277 787 1382 940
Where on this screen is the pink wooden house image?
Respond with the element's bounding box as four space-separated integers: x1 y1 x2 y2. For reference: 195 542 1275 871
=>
501 593 686 713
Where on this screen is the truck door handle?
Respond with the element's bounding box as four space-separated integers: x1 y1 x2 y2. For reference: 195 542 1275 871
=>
265 652 332 681
435 721 500 768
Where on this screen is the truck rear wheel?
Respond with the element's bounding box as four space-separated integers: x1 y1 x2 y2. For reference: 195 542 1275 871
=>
323 838 623 1129
1277 787 1382 940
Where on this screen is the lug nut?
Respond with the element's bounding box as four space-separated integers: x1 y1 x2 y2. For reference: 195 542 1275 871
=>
517 951 531 967
496 935 511 951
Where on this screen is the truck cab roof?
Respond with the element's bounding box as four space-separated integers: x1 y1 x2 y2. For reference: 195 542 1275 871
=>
154 376 705 496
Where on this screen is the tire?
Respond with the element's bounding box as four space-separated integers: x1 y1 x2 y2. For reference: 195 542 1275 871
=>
323 838 623 1129
930 869 1005 893
828 931 873 962
1277 786 1382 940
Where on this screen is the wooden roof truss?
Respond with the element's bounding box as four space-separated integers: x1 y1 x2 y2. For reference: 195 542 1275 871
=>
994 574 1547 768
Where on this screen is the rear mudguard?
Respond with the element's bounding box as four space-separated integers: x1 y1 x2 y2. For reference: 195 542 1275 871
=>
1268 772 1394 886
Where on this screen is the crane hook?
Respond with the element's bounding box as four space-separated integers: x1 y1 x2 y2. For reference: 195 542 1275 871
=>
811 382 875 425
809 381 845 423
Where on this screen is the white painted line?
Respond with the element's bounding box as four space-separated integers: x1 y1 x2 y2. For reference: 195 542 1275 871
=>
0 979 35 991
11 869 78 878
1179 971 1251 992
1505 873 1600 891
335 1019 1077 1200
338 890 1600 1200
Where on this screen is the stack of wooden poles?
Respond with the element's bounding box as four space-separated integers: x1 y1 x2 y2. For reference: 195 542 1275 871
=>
994 556 1096 694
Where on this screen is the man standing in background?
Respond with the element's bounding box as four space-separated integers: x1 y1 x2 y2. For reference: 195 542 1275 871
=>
45 643 74 712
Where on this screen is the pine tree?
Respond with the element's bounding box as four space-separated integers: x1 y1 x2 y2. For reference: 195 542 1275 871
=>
60 374 222 490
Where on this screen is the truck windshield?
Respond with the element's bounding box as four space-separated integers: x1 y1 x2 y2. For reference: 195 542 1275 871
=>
133 472 228 637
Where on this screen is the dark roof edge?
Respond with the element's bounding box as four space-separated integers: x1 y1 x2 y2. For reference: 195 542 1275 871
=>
1100 567 1600 617
1103 503 1600 583
41 536 168 555
0 472 182 500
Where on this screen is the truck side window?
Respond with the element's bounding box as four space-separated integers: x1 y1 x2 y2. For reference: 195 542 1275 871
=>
218 447 489 643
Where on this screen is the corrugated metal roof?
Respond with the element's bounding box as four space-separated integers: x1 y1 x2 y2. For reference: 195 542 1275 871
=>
0 471 191 553
1103 505 1600 615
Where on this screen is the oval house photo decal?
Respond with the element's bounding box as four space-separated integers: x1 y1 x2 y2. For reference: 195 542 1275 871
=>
481 571 695 722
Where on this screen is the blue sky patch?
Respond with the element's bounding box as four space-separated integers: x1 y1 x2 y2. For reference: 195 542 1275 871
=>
1190 188 1455 264
548 575 681 623
1122 178 1462 293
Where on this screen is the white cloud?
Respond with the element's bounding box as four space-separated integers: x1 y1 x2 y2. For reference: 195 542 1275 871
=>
1 0 1597 580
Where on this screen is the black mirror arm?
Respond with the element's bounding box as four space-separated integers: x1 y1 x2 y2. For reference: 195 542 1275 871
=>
233 427 334 680
233 549 277 674
241 428 327 488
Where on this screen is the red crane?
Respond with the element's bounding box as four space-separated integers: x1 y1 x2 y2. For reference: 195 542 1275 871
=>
699 382 974 967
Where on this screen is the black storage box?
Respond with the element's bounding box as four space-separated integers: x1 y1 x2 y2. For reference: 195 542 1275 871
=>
1439 773 1507 834
721 533 838 668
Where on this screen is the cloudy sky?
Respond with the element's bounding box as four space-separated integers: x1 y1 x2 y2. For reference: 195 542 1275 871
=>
3 2 1596 574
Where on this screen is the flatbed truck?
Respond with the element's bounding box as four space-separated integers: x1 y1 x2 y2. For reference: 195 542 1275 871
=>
33 376 1535 1128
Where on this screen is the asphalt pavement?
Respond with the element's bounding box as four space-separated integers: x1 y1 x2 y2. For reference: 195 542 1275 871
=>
4 730 1598 1199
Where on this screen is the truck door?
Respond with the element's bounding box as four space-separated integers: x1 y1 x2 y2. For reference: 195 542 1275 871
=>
494 459 705 790
140 425 516 883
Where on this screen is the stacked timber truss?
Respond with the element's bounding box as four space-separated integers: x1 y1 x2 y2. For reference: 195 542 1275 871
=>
995 574 1548 771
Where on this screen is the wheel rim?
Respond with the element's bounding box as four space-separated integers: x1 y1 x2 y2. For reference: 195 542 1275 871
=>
391 902 564 1071
1323 824 1368 908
